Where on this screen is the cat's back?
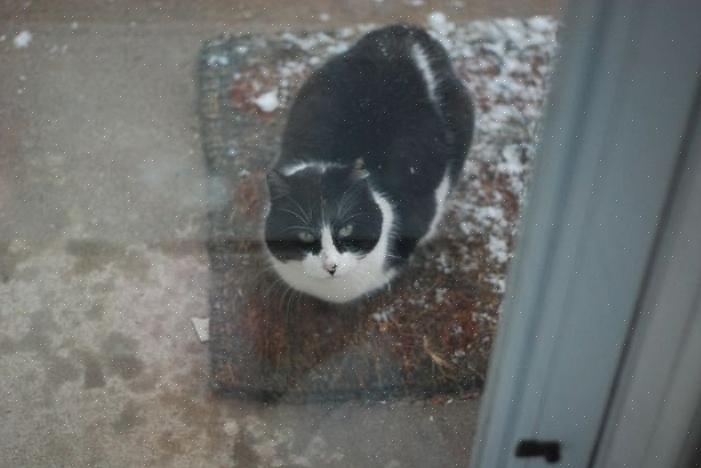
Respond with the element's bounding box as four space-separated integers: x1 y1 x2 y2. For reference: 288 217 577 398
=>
281 24 473 176
315 25 459 127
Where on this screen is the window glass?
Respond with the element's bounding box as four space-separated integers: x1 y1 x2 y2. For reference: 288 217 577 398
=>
1 1 561 466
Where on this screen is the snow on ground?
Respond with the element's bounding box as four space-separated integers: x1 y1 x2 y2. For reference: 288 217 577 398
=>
191 317 210 342
428 12 456 35
13 30 32 48
252 89 280 112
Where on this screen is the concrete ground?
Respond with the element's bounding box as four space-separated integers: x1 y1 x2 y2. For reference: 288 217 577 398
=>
0 1 559 466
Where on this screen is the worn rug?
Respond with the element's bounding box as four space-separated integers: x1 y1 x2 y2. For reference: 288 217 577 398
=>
198 16 557 402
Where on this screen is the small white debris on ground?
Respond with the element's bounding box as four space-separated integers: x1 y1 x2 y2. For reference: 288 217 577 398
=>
488 237 509 263
427 12 455 35
319 13 330 22
372 307 394 322
48 44 69 55
13 30 33 48
435 287 448 304
222 420 239 437
253 89 280 113
70 21 79 30
207 54 229 67
191 317 210 343
498 144 525 175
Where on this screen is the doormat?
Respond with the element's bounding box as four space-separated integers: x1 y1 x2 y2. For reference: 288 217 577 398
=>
198 17 557 402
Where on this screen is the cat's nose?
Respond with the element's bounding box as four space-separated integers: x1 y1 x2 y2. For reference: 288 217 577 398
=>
325 264 338 276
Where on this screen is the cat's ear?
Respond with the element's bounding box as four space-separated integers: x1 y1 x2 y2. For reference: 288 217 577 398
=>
267 170 289 199
351 158 369 180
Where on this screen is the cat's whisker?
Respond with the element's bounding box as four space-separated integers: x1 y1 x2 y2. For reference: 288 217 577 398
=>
279 284 299 316
278 225 314 234
336 181 366 215
336 186 364 220
276 207 310 226
341 212 370 224
250 264 277 287
294 291 303 311
261 275 286 299
283 195 312 224
284 288 299 316
286 290 304 328
336 194 355 220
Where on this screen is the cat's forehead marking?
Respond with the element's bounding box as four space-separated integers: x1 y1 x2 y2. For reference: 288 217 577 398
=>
320 225 336 252
280 161 343 176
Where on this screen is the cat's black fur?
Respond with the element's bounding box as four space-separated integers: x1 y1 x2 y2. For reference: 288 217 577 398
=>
267 24 473 272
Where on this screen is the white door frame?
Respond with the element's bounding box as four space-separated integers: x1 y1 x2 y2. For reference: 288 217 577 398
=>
471 0 701 466
592 91 701 468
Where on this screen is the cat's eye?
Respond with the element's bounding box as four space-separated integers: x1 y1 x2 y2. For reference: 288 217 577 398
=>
297 231 315 243
338 224 354 238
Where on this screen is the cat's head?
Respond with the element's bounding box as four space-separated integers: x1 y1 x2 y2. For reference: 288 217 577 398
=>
264 162 390 301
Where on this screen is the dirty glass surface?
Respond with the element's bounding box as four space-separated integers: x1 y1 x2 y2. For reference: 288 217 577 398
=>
1 1 560 466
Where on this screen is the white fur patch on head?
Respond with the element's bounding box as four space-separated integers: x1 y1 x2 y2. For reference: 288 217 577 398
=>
268 189 396 303
281 161 343 176
319 225 341 273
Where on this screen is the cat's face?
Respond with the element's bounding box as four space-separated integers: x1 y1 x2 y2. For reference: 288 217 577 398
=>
264 165 385 297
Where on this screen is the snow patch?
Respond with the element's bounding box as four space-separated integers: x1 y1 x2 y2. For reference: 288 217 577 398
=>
223 420 239 437
207 54 229 67
372 307 394 322
529 16 554 33
13 30 32 48
435 288 448 304
191 317 209 342
427 12 455 35
487 236 509 263
498 145 526 175
253 89 280 113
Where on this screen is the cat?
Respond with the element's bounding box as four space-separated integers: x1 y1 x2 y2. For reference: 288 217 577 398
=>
264 24 474 303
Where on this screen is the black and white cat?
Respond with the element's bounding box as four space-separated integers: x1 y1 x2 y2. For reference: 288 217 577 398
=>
264 24 474 303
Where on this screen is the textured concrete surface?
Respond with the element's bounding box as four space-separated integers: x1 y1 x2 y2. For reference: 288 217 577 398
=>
0 1 559 466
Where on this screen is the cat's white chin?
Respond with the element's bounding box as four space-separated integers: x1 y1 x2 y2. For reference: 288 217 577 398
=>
269 254 396 303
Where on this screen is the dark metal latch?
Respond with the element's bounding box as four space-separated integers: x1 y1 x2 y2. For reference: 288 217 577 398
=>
515 439 561 463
